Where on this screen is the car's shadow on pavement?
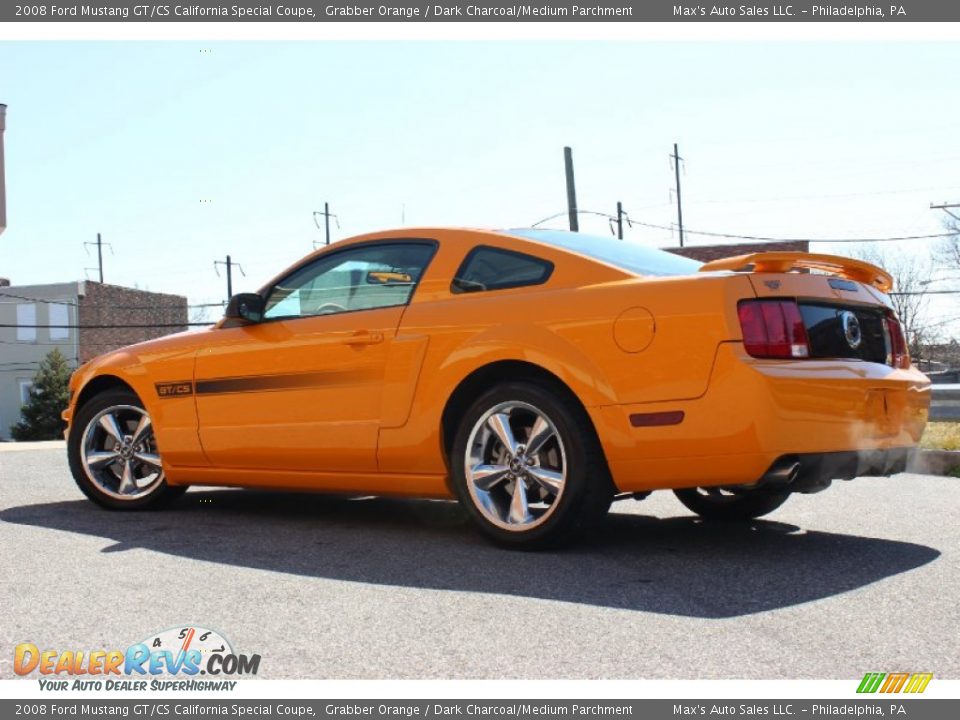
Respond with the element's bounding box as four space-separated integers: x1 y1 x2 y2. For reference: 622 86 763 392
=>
0 489 940 618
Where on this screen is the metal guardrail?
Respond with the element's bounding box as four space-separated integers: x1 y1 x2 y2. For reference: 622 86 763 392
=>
931 384 960 422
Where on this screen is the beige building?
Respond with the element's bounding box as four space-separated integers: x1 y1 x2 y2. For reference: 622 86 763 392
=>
0 282 79 438
0 280 187 440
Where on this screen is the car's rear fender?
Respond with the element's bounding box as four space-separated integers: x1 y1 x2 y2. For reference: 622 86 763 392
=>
378 273 756 476
595 341 930 492
377 320 616 477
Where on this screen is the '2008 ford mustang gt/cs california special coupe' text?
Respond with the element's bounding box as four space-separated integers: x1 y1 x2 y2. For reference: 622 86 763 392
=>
63 228 930 547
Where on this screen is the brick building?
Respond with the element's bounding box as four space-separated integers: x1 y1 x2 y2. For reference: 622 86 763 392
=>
75 281 188 363
664 240 809 263
0 279 187 439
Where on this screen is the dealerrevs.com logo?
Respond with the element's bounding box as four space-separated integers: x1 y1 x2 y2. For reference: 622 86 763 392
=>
14 626 260 691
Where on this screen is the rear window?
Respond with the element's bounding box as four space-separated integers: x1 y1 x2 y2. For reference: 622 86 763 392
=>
506 228 702 277
452 246 553 294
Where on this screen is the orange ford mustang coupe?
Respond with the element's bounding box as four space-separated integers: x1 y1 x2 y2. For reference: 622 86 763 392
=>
64 228 931 547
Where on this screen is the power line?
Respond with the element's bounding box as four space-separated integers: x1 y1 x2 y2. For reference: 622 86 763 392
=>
0 292 76 306
0 322 214 329
0 369 75 374
0 362 74 367
0 365 79 371
528 209 956 244
634 223 956 244
889 290 960 296
531 209 620 228
0 338 166 347
0 290 222 310
687 184 960 207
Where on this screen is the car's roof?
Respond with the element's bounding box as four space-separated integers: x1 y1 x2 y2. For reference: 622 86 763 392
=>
260 226 703 294
325 226 702 276
503 228 703 277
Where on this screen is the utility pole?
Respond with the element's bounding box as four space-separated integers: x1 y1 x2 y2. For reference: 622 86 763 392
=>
931 201 960 222
324 202 330 246
95 233 103 282
616 201 624 240
84 232 110 283
671 143 685 248
214 255 245 302
313 203 339 247
563 146 579 232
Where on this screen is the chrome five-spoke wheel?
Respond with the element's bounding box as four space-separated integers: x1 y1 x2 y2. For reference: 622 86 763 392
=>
452 381 613 548
69 389 185 510
80 404 164 501
465 400 567 531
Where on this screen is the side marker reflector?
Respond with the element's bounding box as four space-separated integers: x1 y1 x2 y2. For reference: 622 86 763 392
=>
629 411 685 427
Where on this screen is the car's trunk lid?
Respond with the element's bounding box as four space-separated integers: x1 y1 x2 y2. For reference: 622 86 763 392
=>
699 252 900 365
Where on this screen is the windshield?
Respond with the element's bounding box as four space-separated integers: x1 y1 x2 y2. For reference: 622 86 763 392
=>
506 228 703 277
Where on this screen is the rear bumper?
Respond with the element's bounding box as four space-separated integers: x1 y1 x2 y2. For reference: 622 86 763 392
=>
594 342 931 492
757 447 911 494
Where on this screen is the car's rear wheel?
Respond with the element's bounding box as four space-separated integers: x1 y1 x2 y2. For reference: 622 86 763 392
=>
450 382 613 548
68 389 186 510
673 486 790 521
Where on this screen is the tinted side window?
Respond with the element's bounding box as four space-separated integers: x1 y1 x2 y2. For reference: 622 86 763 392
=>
264 242 435 320
452 247 553 294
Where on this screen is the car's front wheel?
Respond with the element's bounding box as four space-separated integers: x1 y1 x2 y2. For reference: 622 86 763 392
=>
450 382 613 548
67 388 186 510
673 486 790 521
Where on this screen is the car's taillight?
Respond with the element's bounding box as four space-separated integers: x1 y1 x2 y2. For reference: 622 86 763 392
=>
737 299 810 359
885 312 910 369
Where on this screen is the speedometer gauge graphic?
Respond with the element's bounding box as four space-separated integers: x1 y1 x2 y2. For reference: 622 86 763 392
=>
139 625 234 659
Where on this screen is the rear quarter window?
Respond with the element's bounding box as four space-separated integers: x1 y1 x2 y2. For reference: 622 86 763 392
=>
452 246 554 294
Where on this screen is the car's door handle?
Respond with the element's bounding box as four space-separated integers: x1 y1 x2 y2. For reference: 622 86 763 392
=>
341 330 384 346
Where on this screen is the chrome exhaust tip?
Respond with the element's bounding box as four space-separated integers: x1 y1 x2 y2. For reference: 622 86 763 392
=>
762 459 801 487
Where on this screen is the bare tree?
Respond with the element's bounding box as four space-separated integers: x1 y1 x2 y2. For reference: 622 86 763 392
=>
939 216 960 269
853 246 933 360
189 304 213 326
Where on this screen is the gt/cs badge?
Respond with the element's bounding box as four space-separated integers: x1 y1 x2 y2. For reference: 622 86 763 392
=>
156 381 194 398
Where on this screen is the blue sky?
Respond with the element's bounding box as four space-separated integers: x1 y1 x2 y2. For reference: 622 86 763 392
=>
1 41 958 324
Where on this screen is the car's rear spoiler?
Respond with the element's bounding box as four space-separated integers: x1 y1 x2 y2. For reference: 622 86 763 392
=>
698 251 893 293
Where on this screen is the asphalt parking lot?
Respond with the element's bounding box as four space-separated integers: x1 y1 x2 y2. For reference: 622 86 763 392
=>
1 444 957 680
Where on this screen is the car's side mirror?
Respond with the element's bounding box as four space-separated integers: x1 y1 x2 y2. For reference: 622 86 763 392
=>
224 293 265 323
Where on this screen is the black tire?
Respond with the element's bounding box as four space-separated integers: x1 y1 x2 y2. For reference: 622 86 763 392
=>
450 381 613 549
68 388 187 510
673 486 790 521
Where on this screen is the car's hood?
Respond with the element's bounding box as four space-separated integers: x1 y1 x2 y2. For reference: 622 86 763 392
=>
104 326 215 361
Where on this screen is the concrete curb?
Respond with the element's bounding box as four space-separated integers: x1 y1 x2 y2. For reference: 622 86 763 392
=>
909 449 960 476
0 440 66 453
930 384 960 421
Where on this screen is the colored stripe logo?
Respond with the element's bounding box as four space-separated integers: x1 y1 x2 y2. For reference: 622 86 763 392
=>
857 672 933 694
